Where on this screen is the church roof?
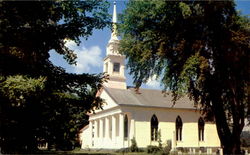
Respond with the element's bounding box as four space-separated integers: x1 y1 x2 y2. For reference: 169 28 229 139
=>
104 87 197 110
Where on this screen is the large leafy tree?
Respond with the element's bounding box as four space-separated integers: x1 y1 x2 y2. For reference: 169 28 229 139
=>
0 1 109 153
119 1 249 154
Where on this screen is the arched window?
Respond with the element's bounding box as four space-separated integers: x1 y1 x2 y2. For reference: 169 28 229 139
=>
176 116 183 141
198 117 205 141
124 114 128 139
151 114 159 141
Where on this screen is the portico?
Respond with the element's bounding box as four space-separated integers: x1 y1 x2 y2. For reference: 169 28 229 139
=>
88 110 132 149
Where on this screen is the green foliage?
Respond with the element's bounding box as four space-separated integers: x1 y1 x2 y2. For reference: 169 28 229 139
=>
179 2 192 19
0 0 109 153
146 133 171 155
157 130 162 149
241 131 250 147
120 1 250 154
163 140 172 154
130 137 139 152
0 75 46 106
0 0 110 65
147 145 161 154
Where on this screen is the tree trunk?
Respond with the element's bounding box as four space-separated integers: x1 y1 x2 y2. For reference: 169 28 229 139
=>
222 136 242 154
211 93 243 154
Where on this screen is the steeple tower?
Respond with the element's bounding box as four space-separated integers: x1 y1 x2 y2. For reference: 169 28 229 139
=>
110 1 118 41
103 1 126 89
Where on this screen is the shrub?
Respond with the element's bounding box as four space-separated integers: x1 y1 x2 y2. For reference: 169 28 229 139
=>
147 137 172 154
158 130 163 149
147 145 161 154
162 140 171 154
130 137 139 152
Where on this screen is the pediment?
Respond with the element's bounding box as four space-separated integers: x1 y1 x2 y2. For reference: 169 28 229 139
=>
93 87 119 113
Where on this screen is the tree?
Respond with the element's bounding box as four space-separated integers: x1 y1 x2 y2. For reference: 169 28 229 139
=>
119 1 249 154
0 0 109 153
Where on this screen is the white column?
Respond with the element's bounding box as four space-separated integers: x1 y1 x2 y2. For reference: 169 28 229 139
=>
112 115 116 143
89 121 93 147
100 119 103 139
94 120 98 139
116 115 119 137
119 113 124 144
219 148 223 155
171 131 176 151
109 116 112 139
130 118 135 140
96 120 99 146
103 118 105 138
105 117 110 139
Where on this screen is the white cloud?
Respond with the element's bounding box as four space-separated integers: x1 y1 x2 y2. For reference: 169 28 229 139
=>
145 75 161 89
64 40 102 73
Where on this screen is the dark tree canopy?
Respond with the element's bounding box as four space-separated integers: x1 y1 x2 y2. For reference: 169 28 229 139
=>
0 0 109 153
119 1 249 154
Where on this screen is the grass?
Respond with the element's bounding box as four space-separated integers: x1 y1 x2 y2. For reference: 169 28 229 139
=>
67 150 151 155
30 149 151 155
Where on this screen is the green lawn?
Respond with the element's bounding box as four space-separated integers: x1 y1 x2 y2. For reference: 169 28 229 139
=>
32 150 151 155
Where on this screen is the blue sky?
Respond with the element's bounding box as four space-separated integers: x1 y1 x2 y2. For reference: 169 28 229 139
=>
49 1 250 89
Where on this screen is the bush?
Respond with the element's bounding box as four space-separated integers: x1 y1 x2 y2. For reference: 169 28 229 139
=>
162 140 171 154
158 130 163 149
147 145 161 154
146 136 172 154
130 137 139 152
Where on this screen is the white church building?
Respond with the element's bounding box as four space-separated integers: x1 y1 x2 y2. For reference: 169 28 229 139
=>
80 2 221 151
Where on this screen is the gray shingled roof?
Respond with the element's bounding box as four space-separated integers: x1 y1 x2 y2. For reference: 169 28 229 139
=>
104 87 196 109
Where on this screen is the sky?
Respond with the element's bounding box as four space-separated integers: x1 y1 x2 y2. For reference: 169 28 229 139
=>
49 0 250 90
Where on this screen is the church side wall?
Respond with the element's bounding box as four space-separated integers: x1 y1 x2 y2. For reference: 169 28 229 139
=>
82 105 220 150
135 121 151 147
203 123 221 147
122 106 220 149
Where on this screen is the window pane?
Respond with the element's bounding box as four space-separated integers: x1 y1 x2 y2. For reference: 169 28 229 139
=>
124 115 128 139
176 116 183 141
151 115 158 141
198 117 205 141
113 63 120 72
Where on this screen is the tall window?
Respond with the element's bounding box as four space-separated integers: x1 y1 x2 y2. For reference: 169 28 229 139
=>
151 114 159 141
124 114 128 139
113 62 120 72
176 116 183 141
198 117 205 141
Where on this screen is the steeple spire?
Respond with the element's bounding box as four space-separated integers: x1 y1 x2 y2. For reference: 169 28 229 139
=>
103 1 126 89
112 1 117 23
110 0 118 41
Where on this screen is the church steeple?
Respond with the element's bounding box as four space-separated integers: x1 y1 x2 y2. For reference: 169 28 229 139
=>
106 1 120 56
110 1 118 41
103 1 126 89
